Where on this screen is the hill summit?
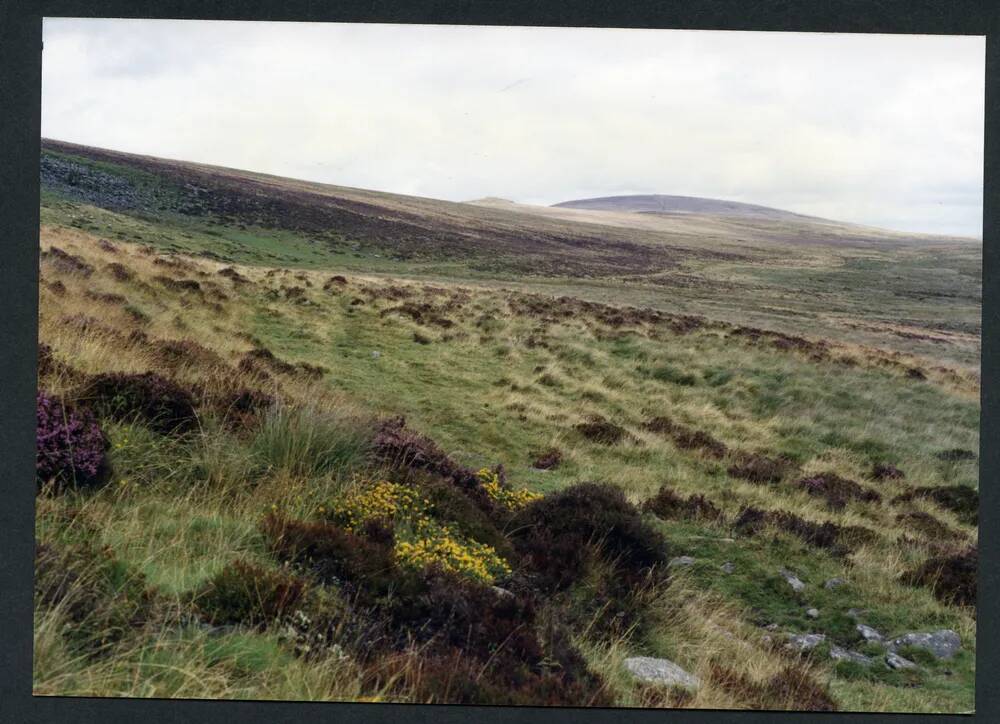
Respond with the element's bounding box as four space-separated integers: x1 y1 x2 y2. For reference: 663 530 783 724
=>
552 194 823 222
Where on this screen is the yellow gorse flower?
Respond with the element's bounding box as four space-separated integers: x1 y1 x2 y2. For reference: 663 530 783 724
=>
476 468 542 510
325 477 512 584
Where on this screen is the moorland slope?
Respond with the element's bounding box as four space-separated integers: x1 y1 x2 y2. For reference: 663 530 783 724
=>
33 141 980 711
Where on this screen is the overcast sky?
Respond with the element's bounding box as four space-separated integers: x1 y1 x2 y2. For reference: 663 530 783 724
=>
42 19 984 237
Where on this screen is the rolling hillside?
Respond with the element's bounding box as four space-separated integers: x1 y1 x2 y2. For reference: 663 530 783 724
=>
40 140 982 369
34 140 980 711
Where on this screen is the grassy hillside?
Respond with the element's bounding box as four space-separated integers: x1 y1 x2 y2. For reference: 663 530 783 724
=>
34 143 979 711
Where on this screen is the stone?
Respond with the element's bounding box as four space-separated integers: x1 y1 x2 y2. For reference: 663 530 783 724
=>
779 567 806 592
785 633 826 652
490 586 514 600
669 556 696 568
856 624 884 643
806 608 820 619
371 350 381 359
824 577 846 589
887 630 961 660
721 561 734 574
885 652 917 670
830 645 874 666
623 657 700 689
765 623 780 631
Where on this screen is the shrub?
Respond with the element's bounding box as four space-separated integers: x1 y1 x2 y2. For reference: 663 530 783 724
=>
511 482 667 591
213 388 276 432
573 416 628 445
906 546 977 606
415 476 514 559
41 246 93 276
897 511 960 540
195 560 306 628
326 478 512 584
476 467 542 511
80 371 199 434
36 391 112 491
728 452 793 484
531 448 562 470
643 417 727 458
372 416 484 498
794 472 881 510
260 514 398 599
893 485 978 526
643 484 723 522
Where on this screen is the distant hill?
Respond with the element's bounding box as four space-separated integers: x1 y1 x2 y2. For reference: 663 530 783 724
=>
552 194 825 222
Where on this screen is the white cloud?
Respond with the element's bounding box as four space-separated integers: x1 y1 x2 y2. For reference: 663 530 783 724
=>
42 20 984 237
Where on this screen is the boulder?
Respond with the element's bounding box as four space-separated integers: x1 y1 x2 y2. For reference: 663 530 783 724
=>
623 657 700 689
669 556 696 568
779 567 806 592
806 608 820 619
885 652 917 670
887 630 961 660
856 624 884 644
824 577 846 589
786 633 826 652
830 645 874 666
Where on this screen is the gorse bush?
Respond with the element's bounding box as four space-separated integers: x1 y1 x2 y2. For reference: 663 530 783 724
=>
252 404 371 478
36 391 112 491
327 478 512 584
476 467 542 511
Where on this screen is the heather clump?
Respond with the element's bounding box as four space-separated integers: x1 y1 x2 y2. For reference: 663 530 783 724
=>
80 371 199 434
794 472 881 510
893 485 979 526
643 484 723 522
905 546 977 607
510 482 667 591
727 451 794 484
36 391 112 492
195 559 307 628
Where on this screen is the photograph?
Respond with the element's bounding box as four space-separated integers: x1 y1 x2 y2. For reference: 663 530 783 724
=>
33 18 982 712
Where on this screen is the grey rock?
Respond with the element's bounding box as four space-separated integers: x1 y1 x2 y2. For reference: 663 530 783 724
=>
885 652 917 670
779 567 806 592
824 577 846 589
623 657 700 689
490 586 514 600
785 633 826 652
765 623 780 631
887 630 961 660
856 624 884 643
830 645 874 666
669 556 696 568
806 608 820 619
371 350 381 359
846 608 867 621
721 561 734 574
